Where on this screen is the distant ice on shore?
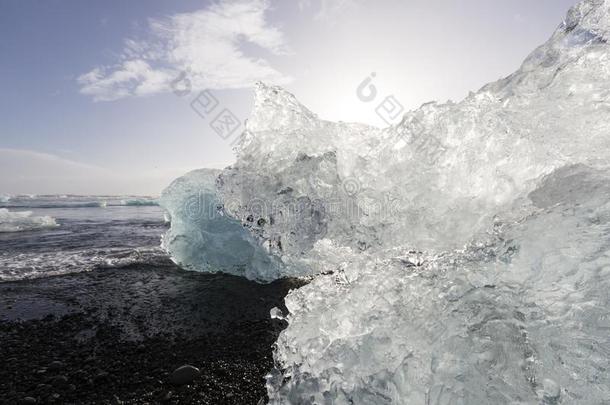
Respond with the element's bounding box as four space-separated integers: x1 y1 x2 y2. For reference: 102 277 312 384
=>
119 198 159 206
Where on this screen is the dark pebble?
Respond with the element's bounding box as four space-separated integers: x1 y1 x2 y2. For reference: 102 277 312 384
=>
52 375 68 387
48 361 63 371
170 365 200 385
95 371 109 382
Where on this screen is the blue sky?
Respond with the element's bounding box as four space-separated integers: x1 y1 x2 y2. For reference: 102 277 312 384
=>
0 0 578 195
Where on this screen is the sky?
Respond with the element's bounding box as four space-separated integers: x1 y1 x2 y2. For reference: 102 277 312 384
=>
0 0 579 195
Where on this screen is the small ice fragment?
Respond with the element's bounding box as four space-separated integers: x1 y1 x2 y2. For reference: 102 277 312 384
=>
270 307 285 320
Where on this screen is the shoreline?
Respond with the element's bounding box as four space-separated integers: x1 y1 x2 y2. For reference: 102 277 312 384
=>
0 264 304 404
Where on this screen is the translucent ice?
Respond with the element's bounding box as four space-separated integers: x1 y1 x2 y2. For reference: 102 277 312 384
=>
161 0 610 403
160 169 284 281
268 165 610 404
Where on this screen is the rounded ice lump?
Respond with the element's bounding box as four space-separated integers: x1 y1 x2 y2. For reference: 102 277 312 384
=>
160 169 284 281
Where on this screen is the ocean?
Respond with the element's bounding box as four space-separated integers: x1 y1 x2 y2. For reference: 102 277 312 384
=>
0 195 170 282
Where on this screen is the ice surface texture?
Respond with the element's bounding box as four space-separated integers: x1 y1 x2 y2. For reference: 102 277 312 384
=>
160 0 610 403
0 209 58 233
160 169 284 280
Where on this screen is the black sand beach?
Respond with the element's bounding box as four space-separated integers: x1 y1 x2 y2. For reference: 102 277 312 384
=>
0 263 304 404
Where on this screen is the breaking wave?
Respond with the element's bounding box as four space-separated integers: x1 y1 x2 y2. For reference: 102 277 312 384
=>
3 196 158 209
0 209 58 233
13 201 109 209
0 246 171 282
161 1 610 403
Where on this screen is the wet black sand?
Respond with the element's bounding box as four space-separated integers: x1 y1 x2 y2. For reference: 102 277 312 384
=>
0 263 304 404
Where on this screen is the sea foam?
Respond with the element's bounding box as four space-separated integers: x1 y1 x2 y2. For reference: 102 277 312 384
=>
0 208 58 233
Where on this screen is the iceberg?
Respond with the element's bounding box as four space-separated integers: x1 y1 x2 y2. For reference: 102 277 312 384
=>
160 0 610 403
0 209 58 232
118 198 159 206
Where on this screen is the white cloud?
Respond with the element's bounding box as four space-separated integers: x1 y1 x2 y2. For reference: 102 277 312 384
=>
298 0 360 22
0 148 113 194
0 148 196 195
0 148 111 177
78 0 291 101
